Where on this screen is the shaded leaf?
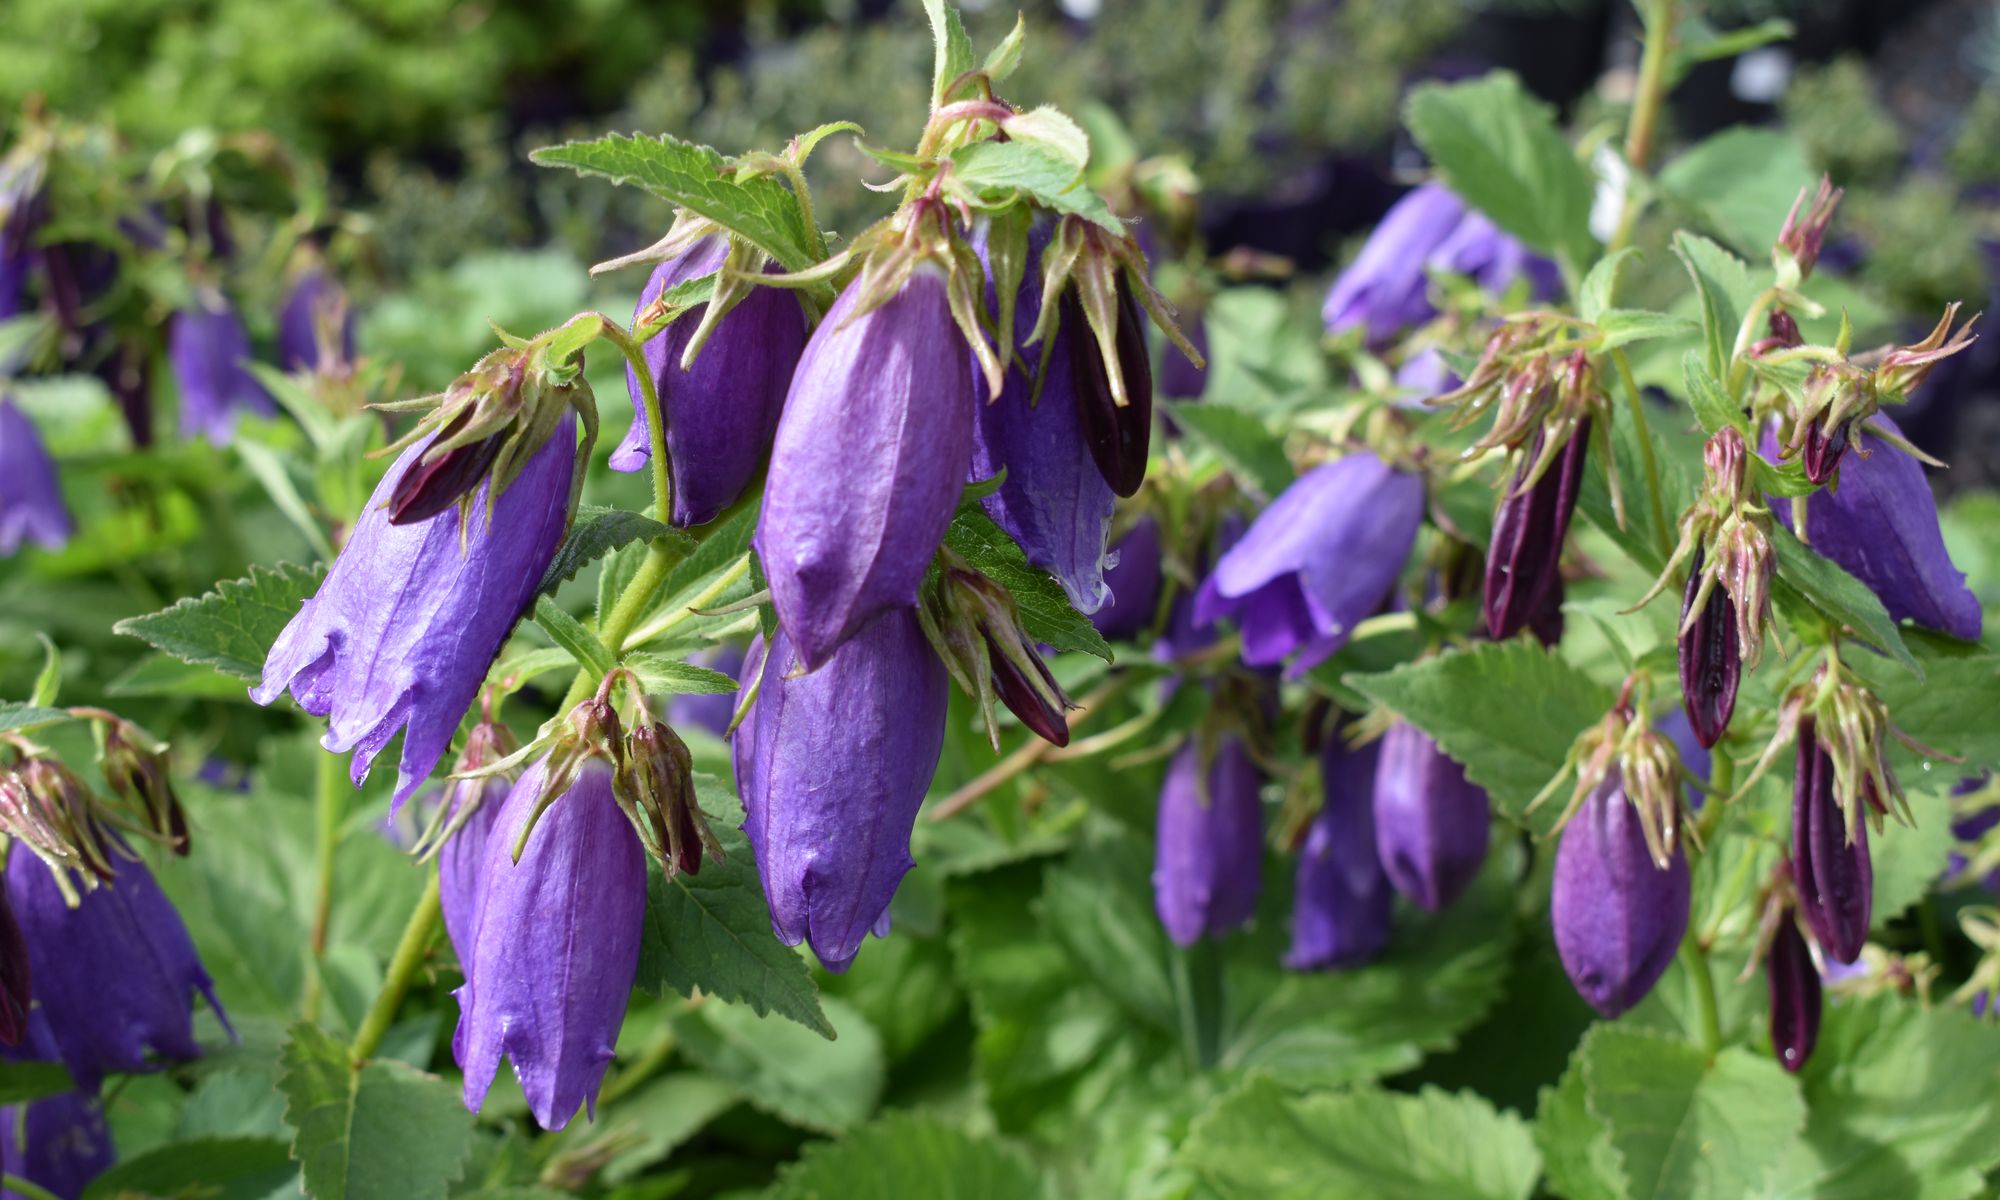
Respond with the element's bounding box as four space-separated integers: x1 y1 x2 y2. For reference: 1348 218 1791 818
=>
113 562 326 683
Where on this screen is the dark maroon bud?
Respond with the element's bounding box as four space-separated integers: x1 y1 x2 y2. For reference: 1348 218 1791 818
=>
388 410 508 526
1483 419 1590 640
1769 310 1802 349
1528 574 1566 648
1067 287 1154 498
1800 418 1848 486
983 632 1069 748
1678 545 1740 749
1767 916 1822 1073
1792 716 1872 964
0 884 28 1046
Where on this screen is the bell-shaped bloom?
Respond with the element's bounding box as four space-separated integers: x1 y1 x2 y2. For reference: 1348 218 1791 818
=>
0 400 72 555
666 642 747 739
1287 734 1391 970
757 267 973 671
1372 723 1489 911
456 758 645 1131
734 608 947 972
5 845 225 1090
0 1090 115 1199
1194 453 1422 675
610 237 808 526
1793 718 1872 965
1485 423 1589 640
1767 415 1980 641
277 266 356 373
1768 917 1822 1073
169 292 274 445
1551 770 1691 1017
252 413 575 808
969 224 1117 613
1154 737 1264 947
0 879 27 1048
1090 517 1164 642
437 778 510 973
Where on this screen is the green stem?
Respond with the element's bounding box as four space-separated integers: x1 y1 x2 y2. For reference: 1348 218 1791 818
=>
1679 927 1724 1058
303 746 345 1022
1612 349 1673 563
2 1175 61 1200
349 875 440 1066
592 322 674 529
1606 0 1679 254
625 554 753 649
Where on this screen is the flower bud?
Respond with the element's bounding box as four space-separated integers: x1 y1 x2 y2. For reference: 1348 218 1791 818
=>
1154 737 1264 946
1068 286 1154 498
1793 716 1873 965
1091 516 1165 642
1 759 114 885
0 399 72 556
1286 733 1391 970
1484 420 1590 640
169 291 275 445
99 720 187 854
921 559 1072 748
1767 915 1822 1073
0 1089 115 1198
618 720 719 876
1372 723 1489 911
1776 177 1842 282
387 406 509 526
1552 769 1691 1017
1678 545 1742 749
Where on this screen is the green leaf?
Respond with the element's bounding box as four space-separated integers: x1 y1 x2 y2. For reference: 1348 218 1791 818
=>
1660 127 1813 259
538 505 690 598
1671 232 1759 382
1848 637 2000 772
1596 309 1699 353
622 652 738 696
277 1022 474 1200
922 0 976 108
1578 247 1642 324
770 1110 1044 1200
949 141 1119 231
1536 1050 1626 1200
0 702 74 735
530 134 819 272
559 1071 741 1184
1404 71 1598 272
942 508 1113 661
29 632 59 708
1037 828 1179 1036
1868 785 1957 930
83 1136 295 1200
113 562 326 683
1682 351 1748 437
1769 523 1920 676
532 594 615 679
1344 640 1614 836
671 994 884 1135
1161 401 1293 503
1180 1077 1541 1200
237 438 336 561
107 653 262 700
0 1058 74 1105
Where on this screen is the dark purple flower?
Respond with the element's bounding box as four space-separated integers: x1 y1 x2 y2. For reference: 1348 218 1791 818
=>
757 268 974 671
1194 453 1423 675
1392 346 1460 408
0 1090 115 1200
1068 287 1154 498
666 642 748 739
0 880 26 1048
1287 733 1391 970
1552 770 1691 1017
252 413 575 809
1154 737 1263 946
1372 722 1489 911
1484 422 1589 640
734 608 947 972
456 758 645 1131
169 292 274 445
1768 916 1822 1073
6 845 226 1090
1678 545 1741 751
1158 311 1207 401
1091 517 1165 641
1793 717 1872 965
277 266 356 373
970 224 1117 612
610 237 808 527
0 162 40 324
0 400 72 555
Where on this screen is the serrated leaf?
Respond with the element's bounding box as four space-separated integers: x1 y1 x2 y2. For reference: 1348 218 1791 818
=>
0 701 74 734
1868 785 1957 930
83 1136 295 1200
1162 401 1293 503
1180 1077 1541 1200
942 508 1113 661
771 1111 1045 1200
1344 640 1614 836
1671 232 1759 382
623 652 738 697
532 594 615 679
1769 523 1920 675
1578 247 1643 324
538 506 690 598
530 134 818 272
1847 638 2000 772
1597 309 1699 353
277 1022 473 1200
923 0 977 108
671 994 884 1135
113 562 326 683
1536 1050 1627 1200
950 141 1120 231
1682 351 1748 437
1037 829 1179 1036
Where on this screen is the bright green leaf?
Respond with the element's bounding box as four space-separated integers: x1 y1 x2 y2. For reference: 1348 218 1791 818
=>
768 1111 1044 1200
942 508 1113 661
671 994 884 1135
1769 523 1920 676
532 594 615 678
1660 127 1813 258
83 1136 295 1200
538 505 691 598
277 1022 474 1200
113 562 325 683
1162 401 1293 503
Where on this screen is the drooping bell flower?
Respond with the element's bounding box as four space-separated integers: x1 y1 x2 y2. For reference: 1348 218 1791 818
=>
610 234 808 526
1194 453 1423 675
252 412 575 808
1678 544 1741 750
0 1090 116 1199
456 757 645 1131
1091 517 1165 642
169 290 274 445
0 399 72 555
1485 421 1590 640
277 265 356 374
1286 733 1391 970
1767 914 1822 1073
1067 288 1154 498
1551 769 1691 1017
734 609 947 972
1372 722 1489 911
1154 736 1264 947
436 717 519 972
968 222 1117 612
1793 716 1872 965
0 881 27 1047
5 844 226 1090
757 267 974 671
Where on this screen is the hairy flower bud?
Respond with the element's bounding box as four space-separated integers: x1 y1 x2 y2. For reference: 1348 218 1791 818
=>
1067 286 1154 498
921 558 1072 748
1372 723 1489 911
1793 716 1873 965
1552 769 1691 1017
1776 177 1842 282
1678 544 1742 749
0 1089 115 1199
1287 734 1391 970
169 291 274 445
0 399 72 556
1091 516 1165 642
618 720 719 876
1154 737 1264 946
1485 420 1590 640
1 759 114 885
1767 915 1822 1073
99 720 187 855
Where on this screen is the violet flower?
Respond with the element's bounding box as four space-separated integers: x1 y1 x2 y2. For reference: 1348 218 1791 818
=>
1194 453 1422 675
757 267 974 671
277 266 356 373
734 608 947 972
1154 737 1264 947
610 237 808 526
1793 716 1872 965
1158 311 1207 401
1287 733 1391 970
0 1090 115 1199
1372 722 1489 911
1551 769 1691 1017
456 757 645 1131
0 399 72 555
253 412 575 809
1485 422 1589 640
1768 916 1822 1073
1678 545 1741 750
437 778 510 976
0 878 26 1048
1090 517 1165 642
169 292 273 445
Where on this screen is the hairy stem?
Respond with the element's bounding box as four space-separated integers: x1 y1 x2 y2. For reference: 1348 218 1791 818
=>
349 875 441 1066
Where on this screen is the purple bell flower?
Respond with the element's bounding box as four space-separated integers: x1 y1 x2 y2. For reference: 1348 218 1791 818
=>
437 778 510 974
1091 517 1165 641
0 1090 115 1200
168 292 274 445
5 845 226 1090
757 267 974 671
1153 737 1264 947
969 223 1117 613
734 608 948 972
610 237 808 526
456 757 645 1131
277 266 356 373
1793 716 1872 965
252 412 575 809
1551 769 1691 1017
1486 422 1590 641
0 880 27 1048
1372 722 1489 911
0 400 73 555
1286 733 1391 970
1193 453 1423 675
